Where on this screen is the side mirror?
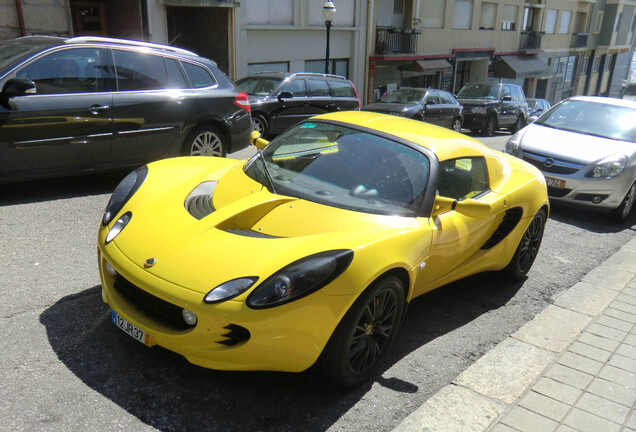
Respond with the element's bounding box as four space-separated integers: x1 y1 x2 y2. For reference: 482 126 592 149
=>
250 130 269 150
277 91 293 101
432 195 492 219
2 78 36 99
502 95 512 101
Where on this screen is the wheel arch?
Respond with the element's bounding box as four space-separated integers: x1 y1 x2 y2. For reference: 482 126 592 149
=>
182 120 231 153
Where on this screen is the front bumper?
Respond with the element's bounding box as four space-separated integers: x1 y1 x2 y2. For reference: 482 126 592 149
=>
97 241 353 373
462 113 487 129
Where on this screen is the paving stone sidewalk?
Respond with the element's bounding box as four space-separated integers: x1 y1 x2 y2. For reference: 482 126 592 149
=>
393 236 636 432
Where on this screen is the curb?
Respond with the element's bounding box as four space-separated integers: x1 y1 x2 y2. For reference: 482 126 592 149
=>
392 236 636 432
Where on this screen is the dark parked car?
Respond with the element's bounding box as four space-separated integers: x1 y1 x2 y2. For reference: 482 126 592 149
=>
526 98 551 123
457 82 528 136
362 87 463 132
236 72 360 137
0 36 252 184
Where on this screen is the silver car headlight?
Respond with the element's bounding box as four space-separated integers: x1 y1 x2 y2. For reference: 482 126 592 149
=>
589 155 628 178
504 132 522 158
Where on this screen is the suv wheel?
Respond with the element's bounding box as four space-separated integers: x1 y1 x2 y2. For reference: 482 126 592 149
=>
251 114 269 138
482 116 497 137
510 115 525 133
183 125 226 157
451 118 462 133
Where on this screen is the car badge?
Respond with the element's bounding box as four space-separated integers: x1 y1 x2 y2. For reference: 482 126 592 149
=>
544 158 555 168
144 258 157 268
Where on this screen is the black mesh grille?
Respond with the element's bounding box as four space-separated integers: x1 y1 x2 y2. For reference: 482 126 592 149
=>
216 324 251 346
113 275 194 331
481 207 523 250
547 186 572 198
522 152 583 175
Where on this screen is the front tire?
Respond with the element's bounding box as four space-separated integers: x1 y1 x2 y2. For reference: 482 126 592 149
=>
183 125 226 157
504 209 546 280
510 115 525 133
451 117 462 133
251 114 269 138
319 276 405 387
482 116 497 136
612 181 636 223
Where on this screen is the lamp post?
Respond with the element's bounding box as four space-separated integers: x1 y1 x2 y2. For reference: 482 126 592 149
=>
322 1 336 74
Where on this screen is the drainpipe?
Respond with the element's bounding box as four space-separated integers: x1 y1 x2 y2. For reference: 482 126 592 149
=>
15 0 27 36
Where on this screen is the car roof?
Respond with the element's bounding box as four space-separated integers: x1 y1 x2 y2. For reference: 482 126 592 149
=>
244 71 349 81
566 95 636 109
314 111 495 162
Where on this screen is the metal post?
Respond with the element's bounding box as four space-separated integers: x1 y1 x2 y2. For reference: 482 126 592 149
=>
325 20 332 74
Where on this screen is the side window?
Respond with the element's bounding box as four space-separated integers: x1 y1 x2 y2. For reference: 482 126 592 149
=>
16 48 104 95
181 61 217 88
280 79 307 97
166 58 187 89
113 50 168 91
438 91 453 104
502 85 512 100
513 87 524 101
426 91 441 104
437 157 490 200
307 79 330 97
329 81 355 97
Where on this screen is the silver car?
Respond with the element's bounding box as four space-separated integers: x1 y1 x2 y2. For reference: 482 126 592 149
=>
504 96 636 222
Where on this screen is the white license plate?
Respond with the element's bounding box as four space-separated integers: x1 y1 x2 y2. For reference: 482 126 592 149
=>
545 176 565 189
111 310 152 346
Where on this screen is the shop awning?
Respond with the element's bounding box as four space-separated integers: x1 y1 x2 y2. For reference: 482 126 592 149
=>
496 55 550 79
416 59 452 72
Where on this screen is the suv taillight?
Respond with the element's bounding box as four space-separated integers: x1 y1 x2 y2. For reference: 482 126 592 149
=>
350 81 361 109
234 92 251 113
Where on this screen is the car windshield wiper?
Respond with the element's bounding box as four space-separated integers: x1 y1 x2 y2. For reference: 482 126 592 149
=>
255 150 277 194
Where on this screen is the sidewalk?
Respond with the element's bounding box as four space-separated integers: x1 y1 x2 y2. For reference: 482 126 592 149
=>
393 236 636 432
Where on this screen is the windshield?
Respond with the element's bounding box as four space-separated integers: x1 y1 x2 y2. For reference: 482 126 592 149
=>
244 121 431 217
536 99 636 143
456 83 500 99
0 39 59 73
382 88 426 104
236 76 284 96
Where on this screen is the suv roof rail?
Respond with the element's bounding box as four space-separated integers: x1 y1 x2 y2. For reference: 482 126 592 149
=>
290 72 347 80
65 37 198 56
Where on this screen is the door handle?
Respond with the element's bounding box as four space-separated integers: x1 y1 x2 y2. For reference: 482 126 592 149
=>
89 105 110 115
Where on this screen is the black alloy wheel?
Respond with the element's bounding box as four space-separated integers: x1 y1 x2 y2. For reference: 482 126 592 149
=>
251 114 269 138
319 276 405 387
504 209 546 280
482 116 497 136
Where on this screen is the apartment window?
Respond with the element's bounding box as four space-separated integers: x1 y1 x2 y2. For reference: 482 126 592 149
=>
592 56 600 73
247 62 289 75
480 2 497 30
422 0 445 29
559 11 571 34
631 15 636 32
244 0 293 25
580 56 588 74
522 7 537 31
594 11 604 34
502 5 518 31
614 13 622 32
453 0 473 30
604 55 612 71
545 9 557 34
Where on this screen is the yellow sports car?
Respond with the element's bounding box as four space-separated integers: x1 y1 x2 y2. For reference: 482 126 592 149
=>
98 111 548 387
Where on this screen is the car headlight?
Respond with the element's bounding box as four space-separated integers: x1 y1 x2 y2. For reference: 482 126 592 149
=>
471 107 487 114
103 165 148 225
204 277 259 303
246 250 354 309
105 211 132 244
588 155 628 178
504 133 522 157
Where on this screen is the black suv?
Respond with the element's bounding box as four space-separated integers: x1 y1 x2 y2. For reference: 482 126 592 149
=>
456 82 528 136
0 36 252 184
236 72 360 137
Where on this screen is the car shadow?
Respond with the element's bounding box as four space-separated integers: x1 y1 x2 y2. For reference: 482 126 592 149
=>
40 273 520 432
0 171 129 206
548 202 636 233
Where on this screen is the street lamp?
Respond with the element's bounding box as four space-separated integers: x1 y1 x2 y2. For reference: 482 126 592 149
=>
322 1 336 74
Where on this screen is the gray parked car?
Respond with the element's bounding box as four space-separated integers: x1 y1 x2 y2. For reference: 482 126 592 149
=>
361 87 463 132
504 96 636 222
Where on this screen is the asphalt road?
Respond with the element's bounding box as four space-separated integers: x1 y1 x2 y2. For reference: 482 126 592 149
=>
1 131 635 432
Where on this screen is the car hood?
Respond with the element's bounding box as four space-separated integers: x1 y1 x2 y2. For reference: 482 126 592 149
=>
108 157 422 296
520 124 635 164
362 102 417 113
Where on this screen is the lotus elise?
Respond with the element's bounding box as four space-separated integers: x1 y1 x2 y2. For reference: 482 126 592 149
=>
98 111 549 387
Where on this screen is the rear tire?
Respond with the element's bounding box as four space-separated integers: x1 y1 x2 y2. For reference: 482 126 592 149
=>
612 181 636 223
504 209 546 280
318 276 405 388
182 125 226 157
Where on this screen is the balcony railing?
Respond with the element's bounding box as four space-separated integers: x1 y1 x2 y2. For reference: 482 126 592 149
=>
519 31 543 50
375 27 419 55
571 33 588 49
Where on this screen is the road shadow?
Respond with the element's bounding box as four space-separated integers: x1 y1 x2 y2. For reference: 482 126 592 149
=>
547 202 636 233
40 274 520 432
0 170 130 206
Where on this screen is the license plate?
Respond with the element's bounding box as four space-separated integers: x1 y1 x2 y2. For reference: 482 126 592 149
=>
111 310 152 346
545 176 565 189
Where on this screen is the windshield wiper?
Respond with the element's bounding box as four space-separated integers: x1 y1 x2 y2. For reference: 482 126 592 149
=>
255 150 277 194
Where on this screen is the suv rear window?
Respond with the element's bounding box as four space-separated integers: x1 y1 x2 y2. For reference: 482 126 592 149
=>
329 81 355 98
181 61 217 88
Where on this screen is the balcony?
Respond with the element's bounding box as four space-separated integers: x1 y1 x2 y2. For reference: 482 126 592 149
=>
519 31 542 50
571 33 588 49
375 27 419 55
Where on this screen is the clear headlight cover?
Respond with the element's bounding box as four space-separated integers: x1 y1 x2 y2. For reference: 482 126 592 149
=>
504 133 522 157
204 277 258 303
589 155 628 178
105 212 132 244
103 165 148 225
247 250 354 309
